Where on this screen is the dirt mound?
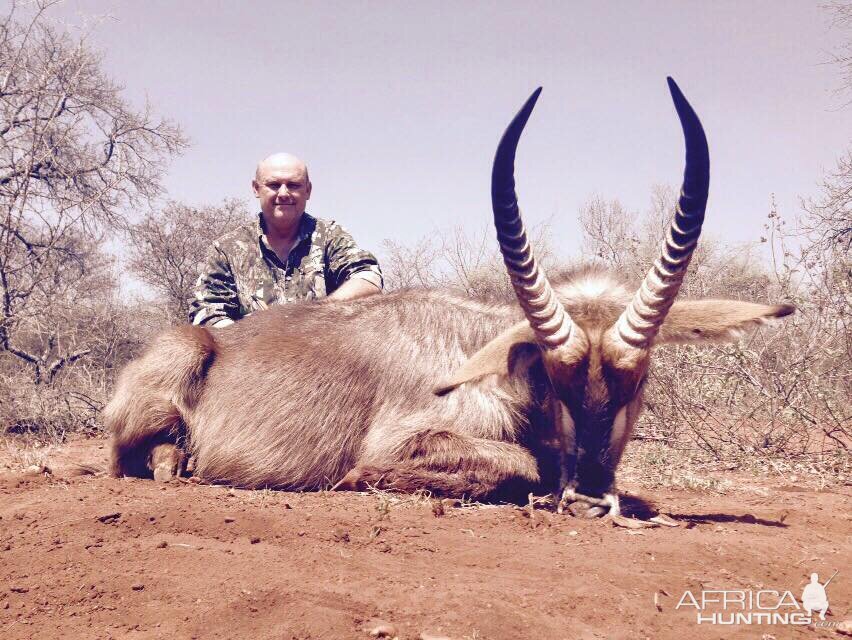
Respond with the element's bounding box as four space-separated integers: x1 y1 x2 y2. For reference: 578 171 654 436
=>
0 437 849 639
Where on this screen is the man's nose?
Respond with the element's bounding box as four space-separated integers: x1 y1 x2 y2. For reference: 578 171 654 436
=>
276 185 291 199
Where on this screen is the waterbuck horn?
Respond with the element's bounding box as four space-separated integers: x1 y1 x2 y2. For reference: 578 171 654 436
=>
492 88 574 350
612 77 710 349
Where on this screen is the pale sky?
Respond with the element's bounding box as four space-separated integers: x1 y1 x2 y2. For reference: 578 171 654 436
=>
43 1 852 262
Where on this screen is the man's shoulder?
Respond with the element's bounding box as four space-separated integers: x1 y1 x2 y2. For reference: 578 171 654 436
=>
304 213 351 241
211 219 261 254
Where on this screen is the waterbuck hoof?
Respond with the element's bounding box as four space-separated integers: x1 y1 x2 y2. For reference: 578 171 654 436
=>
152 462 177 482
332 467 369 492
333 466 391 492
565 501 607 518
567 500 592 517
148 444 185 482
558 489 620 518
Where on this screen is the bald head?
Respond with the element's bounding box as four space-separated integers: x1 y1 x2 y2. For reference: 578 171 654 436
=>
255 152 310 183
252 152 313 239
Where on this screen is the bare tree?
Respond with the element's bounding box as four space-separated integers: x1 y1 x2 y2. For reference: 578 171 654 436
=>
801 150 852 254
826 0 852 102
380 236 440 290
579 196 639 273
0 2 186 383
578 185 765 297
381 221 555 303
127 199 253 321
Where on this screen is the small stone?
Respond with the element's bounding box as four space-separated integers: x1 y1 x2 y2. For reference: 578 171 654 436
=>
224 517 235 523
369 622 397 638
24 464 50 476
97 512 121 524
431 500 445 517
836 620 852 636
250 537 261 544
332 528 350 543
155 541 168 549
10 586 28 593
131 583 144 591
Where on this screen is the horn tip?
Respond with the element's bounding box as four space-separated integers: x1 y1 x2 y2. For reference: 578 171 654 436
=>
666 76 683 100
524 87 543 111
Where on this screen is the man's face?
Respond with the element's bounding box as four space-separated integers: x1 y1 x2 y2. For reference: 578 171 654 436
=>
252 156 312 232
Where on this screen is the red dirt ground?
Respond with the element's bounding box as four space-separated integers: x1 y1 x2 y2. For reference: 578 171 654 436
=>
0 437 849 640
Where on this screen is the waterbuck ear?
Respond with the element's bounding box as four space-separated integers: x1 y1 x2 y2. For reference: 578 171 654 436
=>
433 322 537 396
657 299 795 345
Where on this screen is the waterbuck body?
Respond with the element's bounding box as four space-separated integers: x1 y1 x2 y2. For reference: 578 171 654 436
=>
107 80 794 515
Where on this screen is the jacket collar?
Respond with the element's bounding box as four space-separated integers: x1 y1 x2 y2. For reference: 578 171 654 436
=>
257 212 317 256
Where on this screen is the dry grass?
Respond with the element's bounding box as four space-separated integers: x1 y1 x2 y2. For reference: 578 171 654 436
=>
0 435 58 474
620 439 849 492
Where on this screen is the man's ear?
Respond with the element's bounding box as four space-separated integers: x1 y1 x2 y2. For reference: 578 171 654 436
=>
657 299 795 345
306 180 312 200
434 321 537 396
251 179 261 198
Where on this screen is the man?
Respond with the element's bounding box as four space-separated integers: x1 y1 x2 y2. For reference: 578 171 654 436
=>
802 573 830 621
189 153 383 327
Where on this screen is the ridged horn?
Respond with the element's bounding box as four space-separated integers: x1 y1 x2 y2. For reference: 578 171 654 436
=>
492 88 574 350
613 77 710 349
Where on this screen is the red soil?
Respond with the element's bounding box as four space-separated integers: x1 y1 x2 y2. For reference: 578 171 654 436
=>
0 437 849 640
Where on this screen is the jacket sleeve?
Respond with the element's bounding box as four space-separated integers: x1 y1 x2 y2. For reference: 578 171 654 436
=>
188 242 241 326
323 223 384 292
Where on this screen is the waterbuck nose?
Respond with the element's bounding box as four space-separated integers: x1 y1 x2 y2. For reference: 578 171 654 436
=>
574 456 615 497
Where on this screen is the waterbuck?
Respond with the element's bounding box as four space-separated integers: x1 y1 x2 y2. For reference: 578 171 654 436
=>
107 78 793 517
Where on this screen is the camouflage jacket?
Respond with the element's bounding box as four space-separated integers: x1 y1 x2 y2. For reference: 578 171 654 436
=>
188 213 383 326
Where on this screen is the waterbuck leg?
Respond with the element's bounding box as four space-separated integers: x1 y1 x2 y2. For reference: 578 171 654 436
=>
335 430 540 500
333 465 506 499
